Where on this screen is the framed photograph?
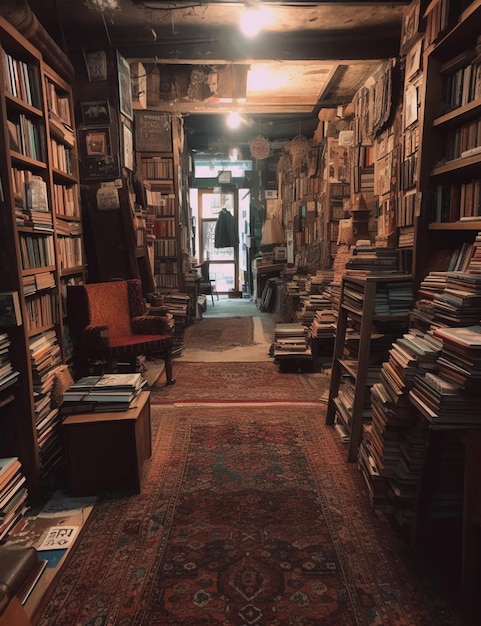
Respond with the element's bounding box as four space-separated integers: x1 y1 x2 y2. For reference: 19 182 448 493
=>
80 100 110 125
122 123 133 170
403 82 419 129
400 2 420 54
81 128 110 157
82 155 120 182
117 51 133 120
84 50 107 82
405 38 423 82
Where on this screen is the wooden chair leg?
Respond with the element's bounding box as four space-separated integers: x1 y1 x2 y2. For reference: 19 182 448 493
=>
164 349 176 385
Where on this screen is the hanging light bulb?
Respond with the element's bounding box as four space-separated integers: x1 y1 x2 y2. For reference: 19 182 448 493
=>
226 111 242 129
240 7 271 38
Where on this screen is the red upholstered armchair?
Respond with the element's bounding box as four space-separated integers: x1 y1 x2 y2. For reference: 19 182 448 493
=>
67 279 175 385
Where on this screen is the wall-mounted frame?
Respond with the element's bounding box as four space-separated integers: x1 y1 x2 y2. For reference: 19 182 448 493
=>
122 123 133 170
81 128 111 157
82 155 120 182
134 111 172 152
117 51 133 121
218 170 232 184
80 100 110 125
84 50 108 82
400 1 420 54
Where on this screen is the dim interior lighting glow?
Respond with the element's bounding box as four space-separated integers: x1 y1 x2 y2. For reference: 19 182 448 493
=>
240 7 271 38
226 111 242 129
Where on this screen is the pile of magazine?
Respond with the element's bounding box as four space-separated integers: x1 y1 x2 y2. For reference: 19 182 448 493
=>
61 372 147 414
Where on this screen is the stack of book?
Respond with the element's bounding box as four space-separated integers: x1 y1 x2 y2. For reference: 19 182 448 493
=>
61 372 147 414
344 246 400 275
0 332 20 398
273 323 311 363
432 272 481 326
408 327 481 427
0 457 28 541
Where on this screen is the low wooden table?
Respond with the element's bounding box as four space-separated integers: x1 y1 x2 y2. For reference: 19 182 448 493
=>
62 391 151 496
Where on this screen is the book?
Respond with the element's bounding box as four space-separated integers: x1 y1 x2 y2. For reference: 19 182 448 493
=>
37 525 79 550
433 325 481 348
0 291 22 326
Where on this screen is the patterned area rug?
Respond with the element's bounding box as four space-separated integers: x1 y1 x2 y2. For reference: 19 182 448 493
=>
152 361 329 403
184 316 255 351
33 405 459 626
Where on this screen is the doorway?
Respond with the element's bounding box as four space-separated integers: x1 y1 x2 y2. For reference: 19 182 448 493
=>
193 189 250 296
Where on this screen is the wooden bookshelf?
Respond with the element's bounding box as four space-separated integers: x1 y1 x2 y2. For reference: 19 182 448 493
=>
326 274 412 462
0 15 84 500
414 0 481 291
136 115 185 292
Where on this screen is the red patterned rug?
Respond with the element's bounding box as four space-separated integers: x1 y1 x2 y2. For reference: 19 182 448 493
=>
33 405 459 625
184 316 255 351
152 361 329 403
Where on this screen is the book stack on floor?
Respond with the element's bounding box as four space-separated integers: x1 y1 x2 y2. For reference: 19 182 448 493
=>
60 372 147 415
358 329 442 516
273 323 312 371
0 457 28 542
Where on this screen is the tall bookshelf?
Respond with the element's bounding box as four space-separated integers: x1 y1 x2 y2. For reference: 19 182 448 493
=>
0 15 84 500
135 113 183 292
413 0 481 291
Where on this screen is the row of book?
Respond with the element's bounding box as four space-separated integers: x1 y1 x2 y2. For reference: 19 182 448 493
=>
7 111 45 162
1 49 41 108
440 45 481 112
19 232 55 270
444 116 481 163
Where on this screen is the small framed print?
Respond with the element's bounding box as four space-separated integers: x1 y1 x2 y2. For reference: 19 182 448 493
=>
405 38 423 82
117 51 133 121
81 128 110 157
400 2 420 54
218 170 232 184
122 123 133 170
80 100 110 125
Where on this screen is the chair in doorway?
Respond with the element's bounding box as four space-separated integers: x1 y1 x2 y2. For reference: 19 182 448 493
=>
198 261 219 305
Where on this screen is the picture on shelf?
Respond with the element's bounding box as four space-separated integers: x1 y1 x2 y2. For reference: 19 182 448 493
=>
81 128 110 157
80 100 110 125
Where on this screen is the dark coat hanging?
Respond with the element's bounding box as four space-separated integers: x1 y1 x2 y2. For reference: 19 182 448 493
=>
214 208 238 248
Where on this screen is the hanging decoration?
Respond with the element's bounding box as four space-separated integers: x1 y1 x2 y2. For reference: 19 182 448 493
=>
249 135 270 160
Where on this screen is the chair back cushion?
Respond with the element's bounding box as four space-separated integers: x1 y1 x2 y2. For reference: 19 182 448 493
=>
85 281 131 340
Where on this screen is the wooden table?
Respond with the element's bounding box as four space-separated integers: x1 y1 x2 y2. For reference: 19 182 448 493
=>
62 391 151 496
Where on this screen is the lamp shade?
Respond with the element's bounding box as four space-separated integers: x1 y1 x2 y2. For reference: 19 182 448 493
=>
261 216 285 245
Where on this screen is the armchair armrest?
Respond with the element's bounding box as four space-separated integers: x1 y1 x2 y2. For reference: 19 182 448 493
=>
83 324 110 349
131 315 173 336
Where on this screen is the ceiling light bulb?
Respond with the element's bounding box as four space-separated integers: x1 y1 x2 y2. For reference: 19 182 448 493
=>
240 8 263 37
226 112 241 129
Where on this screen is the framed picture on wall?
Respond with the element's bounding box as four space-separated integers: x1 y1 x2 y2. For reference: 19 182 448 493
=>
80 100 110 125
117 51 133 120
80 128 111 157
122 123 133 170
